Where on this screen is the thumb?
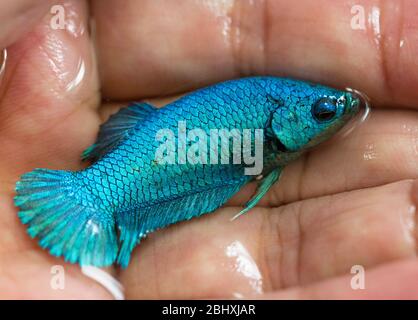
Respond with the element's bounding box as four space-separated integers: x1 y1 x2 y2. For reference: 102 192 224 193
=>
0 0 55 49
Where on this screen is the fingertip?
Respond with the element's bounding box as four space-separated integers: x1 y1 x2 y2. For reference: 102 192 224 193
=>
0 0 56 49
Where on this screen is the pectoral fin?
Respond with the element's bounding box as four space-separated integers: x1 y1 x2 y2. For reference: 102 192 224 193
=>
231 168 282 221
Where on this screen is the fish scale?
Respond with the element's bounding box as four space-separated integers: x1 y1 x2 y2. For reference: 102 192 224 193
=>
14 76 360 268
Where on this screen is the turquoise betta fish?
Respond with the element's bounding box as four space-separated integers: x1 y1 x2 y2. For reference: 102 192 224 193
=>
14 77 361 268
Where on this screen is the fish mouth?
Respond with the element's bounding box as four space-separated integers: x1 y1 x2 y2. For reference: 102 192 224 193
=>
332 87 371 139
344 87 370 121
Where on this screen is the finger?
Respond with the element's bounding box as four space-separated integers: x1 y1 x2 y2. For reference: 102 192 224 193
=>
0 0 107 298
0 0 100 185
0 251 113 299
0 0 55 49
119 179 418 299
263 258 418 299
92 0 418 108
0 0 96 245
229 108 418 207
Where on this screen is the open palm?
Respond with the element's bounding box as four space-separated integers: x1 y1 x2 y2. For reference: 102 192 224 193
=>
1 0 417 299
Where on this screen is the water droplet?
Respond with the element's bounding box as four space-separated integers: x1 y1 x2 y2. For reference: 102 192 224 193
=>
62 2 86 38
224 240 263 296
400 205 416 246
65 58 86 92
363 143 378 161
0 48 7 87
368 6 381 46
201 0 235 46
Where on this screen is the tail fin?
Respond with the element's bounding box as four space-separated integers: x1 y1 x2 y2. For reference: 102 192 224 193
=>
14 169 118 267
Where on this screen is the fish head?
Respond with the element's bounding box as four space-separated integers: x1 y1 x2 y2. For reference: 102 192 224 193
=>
267 79 362 152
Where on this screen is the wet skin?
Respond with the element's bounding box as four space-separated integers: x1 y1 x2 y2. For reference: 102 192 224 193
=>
0 0 418 299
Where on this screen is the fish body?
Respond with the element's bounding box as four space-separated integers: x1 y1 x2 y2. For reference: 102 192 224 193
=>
14 77 360 268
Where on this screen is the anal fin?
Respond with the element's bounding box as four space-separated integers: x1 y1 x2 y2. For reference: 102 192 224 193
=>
115 180 249 268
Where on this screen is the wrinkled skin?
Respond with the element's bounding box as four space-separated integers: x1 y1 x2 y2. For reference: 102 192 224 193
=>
0 0 418 299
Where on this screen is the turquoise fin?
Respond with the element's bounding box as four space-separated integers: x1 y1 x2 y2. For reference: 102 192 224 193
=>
231 168 282 221
82 102 157 162
116 180 249 268
14 169 118 267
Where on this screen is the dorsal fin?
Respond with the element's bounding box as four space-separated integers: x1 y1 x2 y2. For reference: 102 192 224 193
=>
82 102 157 162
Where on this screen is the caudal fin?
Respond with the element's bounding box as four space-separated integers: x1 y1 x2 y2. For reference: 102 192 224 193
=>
14 169 118 267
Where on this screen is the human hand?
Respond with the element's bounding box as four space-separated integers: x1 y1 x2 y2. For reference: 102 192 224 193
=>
1 0 417 299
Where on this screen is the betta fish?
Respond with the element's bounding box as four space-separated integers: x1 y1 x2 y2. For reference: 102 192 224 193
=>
14 77 362 268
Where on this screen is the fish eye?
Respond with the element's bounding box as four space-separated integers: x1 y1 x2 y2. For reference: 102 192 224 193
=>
312 97 337 122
